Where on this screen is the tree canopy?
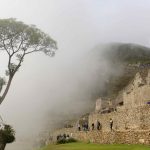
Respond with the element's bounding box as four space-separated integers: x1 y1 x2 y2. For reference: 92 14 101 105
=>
0 18 57 104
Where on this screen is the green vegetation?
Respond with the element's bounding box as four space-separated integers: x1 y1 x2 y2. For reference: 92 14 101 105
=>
0 18 57 105
39 142 150 150
0 124 15 143
56 137 77 144
104 43 150 63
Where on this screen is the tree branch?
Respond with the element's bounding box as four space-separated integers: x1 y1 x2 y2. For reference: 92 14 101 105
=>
13 51 25 75
8 55 12 74
14 37 24 54
25 49 41 55
2 39 10 56
10 38 15 54
25 45 47 55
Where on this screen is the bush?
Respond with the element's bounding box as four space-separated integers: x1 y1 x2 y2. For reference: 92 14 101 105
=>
0 124 15 143
56 138 77 144
67 138 77 143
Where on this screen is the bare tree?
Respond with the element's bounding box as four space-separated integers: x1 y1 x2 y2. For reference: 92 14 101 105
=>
0 18 57 105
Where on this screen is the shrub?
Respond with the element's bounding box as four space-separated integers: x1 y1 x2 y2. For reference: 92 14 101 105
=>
0 124 15 143
56 138 77 144
67 138 77 143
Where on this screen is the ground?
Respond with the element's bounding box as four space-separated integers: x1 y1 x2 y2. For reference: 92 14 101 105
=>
38 142 150 150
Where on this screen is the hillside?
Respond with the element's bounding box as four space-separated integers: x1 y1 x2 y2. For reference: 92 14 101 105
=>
44 43 150 132
62 42 150 128
93 43 150 99
103 43 150 63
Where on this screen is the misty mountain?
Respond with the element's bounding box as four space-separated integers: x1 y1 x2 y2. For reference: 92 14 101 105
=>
93 43 150 99
103 43 150 63
45 43 150 131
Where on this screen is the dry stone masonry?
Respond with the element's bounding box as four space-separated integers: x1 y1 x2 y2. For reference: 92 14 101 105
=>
49 69 150 145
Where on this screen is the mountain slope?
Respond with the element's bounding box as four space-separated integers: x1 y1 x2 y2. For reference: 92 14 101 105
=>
92 43 150 99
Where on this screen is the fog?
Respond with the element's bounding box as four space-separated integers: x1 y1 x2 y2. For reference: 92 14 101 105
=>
0 0 149 149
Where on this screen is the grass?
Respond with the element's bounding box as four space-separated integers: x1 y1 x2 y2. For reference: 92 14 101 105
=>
38 142 150 150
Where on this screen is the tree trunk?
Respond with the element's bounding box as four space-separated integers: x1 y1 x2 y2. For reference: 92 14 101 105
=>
0 134 6 150
0 143 6 150
0 76 13 105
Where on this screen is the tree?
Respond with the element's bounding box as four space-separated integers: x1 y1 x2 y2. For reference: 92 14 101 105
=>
0 18 57 105
0 18 57 150
0 78 6 94
0 124 15 149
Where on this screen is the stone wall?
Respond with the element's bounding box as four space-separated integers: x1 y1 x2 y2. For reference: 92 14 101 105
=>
48 70 150 146
121 70 150 108
124 85 150 108
48 104 150 146
50 128 150 145
95 70 150 112
89 105 150 131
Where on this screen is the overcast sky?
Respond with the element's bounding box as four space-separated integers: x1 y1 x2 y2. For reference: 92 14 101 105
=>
0 0 150 145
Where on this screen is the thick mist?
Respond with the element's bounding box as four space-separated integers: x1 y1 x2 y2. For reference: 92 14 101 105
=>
0 0 149 150
0 44 124 137
42 44 125 130
0 43 120 135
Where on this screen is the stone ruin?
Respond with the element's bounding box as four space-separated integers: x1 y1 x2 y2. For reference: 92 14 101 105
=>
48 69 150 145
90 69 150 131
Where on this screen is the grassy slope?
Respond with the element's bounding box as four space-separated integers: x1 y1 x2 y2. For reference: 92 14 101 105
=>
39 142 150 150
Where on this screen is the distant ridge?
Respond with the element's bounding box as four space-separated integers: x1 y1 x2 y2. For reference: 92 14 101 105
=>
102 43 150 63
93 43 150 99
